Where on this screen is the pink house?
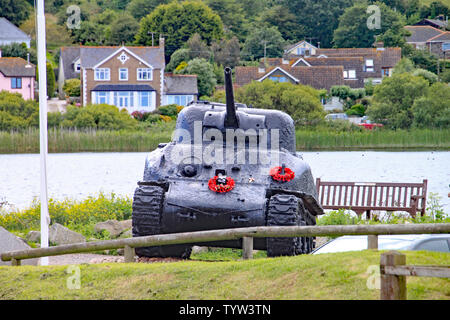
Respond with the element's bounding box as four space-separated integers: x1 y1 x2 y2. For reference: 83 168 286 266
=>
0 53 36 100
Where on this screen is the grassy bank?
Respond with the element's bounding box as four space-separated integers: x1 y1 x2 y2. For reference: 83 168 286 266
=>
0 126 449 153
0 250 448 299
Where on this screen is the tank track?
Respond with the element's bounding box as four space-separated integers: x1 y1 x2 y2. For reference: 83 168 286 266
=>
132 185 192 259
266 194 316 257
297 199 316 254
266 194 300 257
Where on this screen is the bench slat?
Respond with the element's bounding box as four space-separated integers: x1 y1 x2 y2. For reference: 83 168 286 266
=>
316 180 427 218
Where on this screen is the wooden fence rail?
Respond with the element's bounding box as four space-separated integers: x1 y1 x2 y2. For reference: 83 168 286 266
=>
2 223 450 265
380 251 450 300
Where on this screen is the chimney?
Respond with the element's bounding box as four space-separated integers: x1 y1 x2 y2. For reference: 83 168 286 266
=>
159 35 165 57
258 61 266 73
25 53 32 68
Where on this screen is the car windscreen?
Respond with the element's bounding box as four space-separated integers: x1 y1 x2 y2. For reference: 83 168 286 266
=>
313 236 414 254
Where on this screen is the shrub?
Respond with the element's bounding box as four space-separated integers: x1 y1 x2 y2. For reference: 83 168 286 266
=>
61 104 138 130
63 79 81 97
0 193 132 234
412 68 438 85
346 104 366 117
145 114 161 124
156 104 180 117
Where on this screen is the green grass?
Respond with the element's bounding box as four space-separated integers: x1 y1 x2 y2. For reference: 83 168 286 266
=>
0 126 448 153
0 250 448 300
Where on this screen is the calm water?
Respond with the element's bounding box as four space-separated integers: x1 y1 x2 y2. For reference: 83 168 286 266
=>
0 151 448 213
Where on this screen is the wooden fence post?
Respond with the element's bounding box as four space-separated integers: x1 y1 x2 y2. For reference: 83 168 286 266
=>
242 237 253 260
11 258 21 266
124 245 135 263
368 235 378 250
380 251 407 300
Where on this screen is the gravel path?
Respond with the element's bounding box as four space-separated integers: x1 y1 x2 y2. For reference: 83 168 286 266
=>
48 254 124 265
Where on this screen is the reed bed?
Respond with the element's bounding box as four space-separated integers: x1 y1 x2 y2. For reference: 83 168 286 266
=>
0 125 174 154
296 128 450 150
0 127 448 153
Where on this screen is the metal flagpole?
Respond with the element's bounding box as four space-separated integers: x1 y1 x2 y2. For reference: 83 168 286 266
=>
36 0 50 266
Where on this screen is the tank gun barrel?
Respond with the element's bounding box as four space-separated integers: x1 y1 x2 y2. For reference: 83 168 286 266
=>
224 67 239 128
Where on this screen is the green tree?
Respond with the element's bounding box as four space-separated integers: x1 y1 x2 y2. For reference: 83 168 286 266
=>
126 0 170 21
235 80 325 125
175 58 217 97
211 37 241 68
166 48 191 72
205 0 247 40
259 5 307 42
242 27 285 60
333 2 407 48
419 1 449 19
393 58 415 74
0 0 31 26
367 73 429 129
412 68 438 85
47 63 56 98
0 43 37 64
412 82 450 128
281 0 354 48
135 1 223 59
186 33 212 60
107 13 139 45
69 21 106 45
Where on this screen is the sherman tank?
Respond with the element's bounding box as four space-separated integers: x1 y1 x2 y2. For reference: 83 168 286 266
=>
131 67 324 258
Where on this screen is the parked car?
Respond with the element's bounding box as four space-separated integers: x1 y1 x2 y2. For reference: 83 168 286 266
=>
325 113 349 121
358 122 383 129
312 234 450 254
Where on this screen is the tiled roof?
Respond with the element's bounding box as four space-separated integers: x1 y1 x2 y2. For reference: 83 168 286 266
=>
427 32 450 42
235 65 344 90
415 19 448 29
0 18 30 41
91 84 155 91
79 46 165 69
284 40 317 52
164 73 198 94
405 26 444 43
0 57 35 77
60 47 80 80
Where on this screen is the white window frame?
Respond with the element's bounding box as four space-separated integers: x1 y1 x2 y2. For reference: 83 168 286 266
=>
95 91 109 104
365 59 374 72
348 70 356 79
343 70 348 79
137 68 153 81
139 91 151 107
94 68 110 81
119 68 128 81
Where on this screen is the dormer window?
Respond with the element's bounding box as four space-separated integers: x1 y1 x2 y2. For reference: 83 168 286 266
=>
137 68 153 81
365 59 374 72
75 63 81 72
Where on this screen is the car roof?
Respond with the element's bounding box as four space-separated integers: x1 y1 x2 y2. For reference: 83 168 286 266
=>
332 234 449 241
312 234 450 254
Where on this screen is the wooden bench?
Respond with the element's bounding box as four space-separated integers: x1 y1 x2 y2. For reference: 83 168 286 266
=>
316 178 427 218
